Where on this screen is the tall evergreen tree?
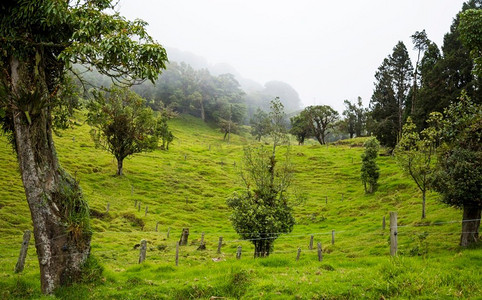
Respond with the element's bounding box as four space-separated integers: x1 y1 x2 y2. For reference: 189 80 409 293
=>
413 42 443 130
370 42 413 148
410 30 430 115
438 0 482 106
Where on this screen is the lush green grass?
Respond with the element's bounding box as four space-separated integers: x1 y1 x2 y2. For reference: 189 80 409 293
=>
0 113 480 299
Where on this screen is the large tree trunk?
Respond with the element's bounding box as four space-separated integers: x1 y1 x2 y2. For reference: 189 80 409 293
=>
10 56 91 294
460 205 481 247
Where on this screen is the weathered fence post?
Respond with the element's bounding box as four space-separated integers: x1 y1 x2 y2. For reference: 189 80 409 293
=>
325 196 328 204
184 154 187 161
341 193 344 202
317 242 323 262
15 230 31 273
390 212 398 256
382 216 386 231
309 235 314 250
138 239 147 263
236 246 242 259
175 241 179 266
134 200 137 208
331 230 335 245
155 221 159 232
145 205 148 217
138 202 141 212
167 227 171 238
106 203 110 213
217 237 223 254
197 232 206 250
179 228 189 246
296 247 301 261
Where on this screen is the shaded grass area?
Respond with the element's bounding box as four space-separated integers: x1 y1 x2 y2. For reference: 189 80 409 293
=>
0 113 480 299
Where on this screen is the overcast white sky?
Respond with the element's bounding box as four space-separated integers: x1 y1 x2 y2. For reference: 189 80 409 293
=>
119 0 467 113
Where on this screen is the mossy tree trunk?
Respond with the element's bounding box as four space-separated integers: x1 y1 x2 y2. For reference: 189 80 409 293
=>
10 55 91 294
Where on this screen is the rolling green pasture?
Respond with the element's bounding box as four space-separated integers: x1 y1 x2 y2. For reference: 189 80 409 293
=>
0 114 480 299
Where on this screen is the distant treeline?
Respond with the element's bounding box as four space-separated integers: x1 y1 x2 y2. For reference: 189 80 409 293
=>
79 61 303 137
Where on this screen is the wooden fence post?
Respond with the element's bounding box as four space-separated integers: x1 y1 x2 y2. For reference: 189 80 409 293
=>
145 205 148 217
331 230 335 245
382 216 386 231
138 239 147 263
236 246 242 259
317 242 323 262
179 228 189 246
217 237 223 254
155 221 159 232
175 242 179 266
325 196 328 204
390 212 398 256
197 232 206 250
106 203 110 213
296 247 301 261
138 202 141 212
167 227 170 238
341 193 344 202
309 235 314 250
15 230 31 273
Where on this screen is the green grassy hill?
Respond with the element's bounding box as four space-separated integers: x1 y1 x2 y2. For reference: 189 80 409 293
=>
0 114 480 299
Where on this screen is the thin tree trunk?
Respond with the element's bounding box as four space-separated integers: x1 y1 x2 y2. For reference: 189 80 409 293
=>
421 190 426 219
116 157 123 176
200 99 205 121
460 205 481 247
10 56 91 294
411 49 421 115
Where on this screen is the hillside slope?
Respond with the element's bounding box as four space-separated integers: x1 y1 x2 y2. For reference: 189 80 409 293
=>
0 114 480 299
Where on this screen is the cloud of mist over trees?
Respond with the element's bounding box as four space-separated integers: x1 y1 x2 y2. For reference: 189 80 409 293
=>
166 47 303 116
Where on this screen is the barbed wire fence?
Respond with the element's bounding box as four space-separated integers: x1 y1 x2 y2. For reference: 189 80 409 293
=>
1 214 479 273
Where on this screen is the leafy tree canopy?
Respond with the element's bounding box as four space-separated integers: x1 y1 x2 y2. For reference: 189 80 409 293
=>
87 88 161 176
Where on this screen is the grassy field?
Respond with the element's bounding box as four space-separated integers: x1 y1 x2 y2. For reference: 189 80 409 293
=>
0 113 480 299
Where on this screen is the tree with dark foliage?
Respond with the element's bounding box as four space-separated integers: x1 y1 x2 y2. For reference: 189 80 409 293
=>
432 92 482 247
